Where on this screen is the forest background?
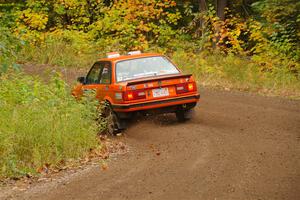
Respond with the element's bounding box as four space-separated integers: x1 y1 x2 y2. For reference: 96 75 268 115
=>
1 0 299 95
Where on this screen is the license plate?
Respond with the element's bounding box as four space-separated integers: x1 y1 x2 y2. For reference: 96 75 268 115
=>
152 88 169 98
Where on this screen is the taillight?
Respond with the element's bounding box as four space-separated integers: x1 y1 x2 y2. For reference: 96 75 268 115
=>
188 83 194 91
176 82 196 94
123 90 146 101
127 92 134 100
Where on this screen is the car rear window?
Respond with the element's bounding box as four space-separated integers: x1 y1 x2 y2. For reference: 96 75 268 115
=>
115 56 180 82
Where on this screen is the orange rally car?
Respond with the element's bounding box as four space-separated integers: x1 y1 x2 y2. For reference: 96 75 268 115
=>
72 51 200 134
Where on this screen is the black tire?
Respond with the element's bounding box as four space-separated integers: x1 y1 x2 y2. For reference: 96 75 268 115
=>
175 109 194 122
102 102 123 135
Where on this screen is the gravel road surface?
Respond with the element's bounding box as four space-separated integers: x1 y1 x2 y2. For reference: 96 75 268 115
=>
9 87 300 200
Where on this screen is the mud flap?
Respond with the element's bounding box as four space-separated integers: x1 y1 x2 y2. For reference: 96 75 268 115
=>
176 109 195 122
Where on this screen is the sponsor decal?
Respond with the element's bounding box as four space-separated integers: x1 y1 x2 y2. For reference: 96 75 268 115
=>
129 85 136 90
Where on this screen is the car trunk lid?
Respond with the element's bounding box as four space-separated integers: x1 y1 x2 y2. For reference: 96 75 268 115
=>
123 74 196 102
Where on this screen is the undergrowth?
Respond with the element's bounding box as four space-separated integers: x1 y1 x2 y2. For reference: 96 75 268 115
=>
18 31 98 68
172 51 300 98
0 72 101 178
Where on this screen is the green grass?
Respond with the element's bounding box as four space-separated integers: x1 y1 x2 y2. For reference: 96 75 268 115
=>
0 72 101 178
18 32 98 68
172 51 300 98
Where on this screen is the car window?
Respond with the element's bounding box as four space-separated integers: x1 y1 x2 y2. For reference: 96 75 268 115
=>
99 63 111 84
115 56 179 82
86 63 102 84
85 62 111 84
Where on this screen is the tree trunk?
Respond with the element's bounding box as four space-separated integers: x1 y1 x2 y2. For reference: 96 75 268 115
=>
196 0 207 37
216 0 227 20
198 0 207 12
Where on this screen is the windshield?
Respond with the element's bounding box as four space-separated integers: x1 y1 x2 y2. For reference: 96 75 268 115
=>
115 56 180 82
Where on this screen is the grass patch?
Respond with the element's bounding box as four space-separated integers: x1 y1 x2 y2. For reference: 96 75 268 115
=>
172 51 300 98
18 31 98 68
0 72 100 178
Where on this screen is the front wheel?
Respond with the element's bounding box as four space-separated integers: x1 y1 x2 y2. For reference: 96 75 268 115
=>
175 109 194 122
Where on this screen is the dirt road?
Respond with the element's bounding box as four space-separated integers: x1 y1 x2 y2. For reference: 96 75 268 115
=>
8 86 298 200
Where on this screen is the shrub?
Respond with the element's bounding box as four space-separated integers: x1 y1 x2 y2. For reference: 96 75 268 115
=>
17 30 98 68
0 27 23 73
0 72 100 178
89 0 181 50
172 50 300 97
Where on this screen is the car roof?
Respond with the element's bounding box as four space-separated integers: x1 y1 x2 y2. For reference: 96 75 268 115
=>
99 53 162 63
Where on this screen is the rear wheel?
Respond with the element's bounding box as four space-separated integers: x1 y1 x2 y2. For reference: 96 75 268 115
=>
102 103 124 135
175 109 194 122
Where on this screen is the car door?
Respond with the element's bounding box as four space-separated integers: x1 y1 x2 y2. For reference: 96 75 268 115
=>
95 62 112 101
81 61 112 101
82 62 103 94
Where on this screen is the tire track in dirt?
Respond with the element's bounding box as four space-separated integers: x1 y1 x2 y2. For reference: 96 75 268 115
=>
4 65 299 200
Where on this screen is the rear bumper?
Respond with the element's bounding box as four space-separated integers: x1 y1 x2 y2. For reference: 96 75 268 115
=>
112 94 200 112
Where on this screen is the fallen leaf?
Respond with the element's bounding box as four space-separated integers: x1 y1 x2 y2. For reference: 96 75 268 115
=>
101 163 108 171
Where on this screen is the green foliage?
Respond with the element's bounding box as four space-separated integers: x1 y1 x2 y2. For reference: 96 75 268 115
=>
172 50 300 97
0 2 23 28
0 27 23 73
9 0 300 64
0 3 24 72
89 0 181 50
251 0 300 61
0 72 100 178
18 30 98 68
15 0 105 31
0 0 298 91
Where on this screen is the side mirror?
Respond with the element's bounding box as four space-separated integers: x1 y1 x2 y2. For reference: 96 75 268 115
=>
77 76 86 84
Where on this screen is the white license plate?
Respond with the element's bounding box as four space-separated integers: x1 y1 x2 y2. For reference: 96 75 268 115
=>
152 88 169 98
